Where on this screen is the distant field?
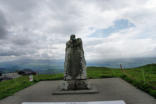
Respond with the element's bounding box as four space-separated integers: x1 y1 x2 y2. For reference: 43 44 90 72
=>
0 64 156 99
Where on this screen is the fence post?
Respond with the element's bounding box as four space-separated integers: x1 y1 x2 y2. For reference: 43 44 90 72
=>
142 69 146 84
120 64 125 73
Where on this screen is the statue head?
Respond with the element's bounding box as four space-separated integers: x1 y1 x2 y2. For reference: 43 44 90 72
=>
70 34 76 41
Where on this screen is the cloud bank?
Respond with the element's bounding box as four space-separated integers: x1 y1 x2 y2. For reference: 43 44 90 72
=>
0 0 156 62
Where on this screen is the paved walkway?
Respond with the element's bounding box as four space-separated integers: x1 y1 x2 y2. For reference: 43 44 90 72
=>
0 78 155 104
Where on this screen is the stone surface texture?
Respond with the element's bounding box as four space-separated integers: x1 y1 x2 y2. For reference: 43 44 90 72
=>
63 34 88 90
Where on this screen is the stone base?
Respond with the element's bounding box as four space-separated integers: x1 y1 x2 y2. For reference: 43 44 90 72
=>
53 86 98 95
61 80 89 90
52 80 98 95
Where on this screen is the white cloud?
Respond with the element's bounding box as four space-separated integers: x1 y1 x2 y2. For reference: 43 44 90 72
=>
0 0 155 62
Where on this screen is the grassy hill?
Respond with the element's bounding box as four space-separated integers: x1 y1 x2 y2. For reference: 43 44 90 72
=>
0 64 156 99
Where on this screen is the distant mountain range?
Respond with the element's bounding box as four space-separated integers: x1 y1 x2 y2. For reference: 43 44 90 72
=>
0 57 155 74
0 59 64 74
87 57 156 68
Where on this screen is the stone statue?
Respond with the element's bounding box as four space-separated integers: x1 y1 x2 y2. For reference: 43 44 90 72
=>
62 34 88 90
53 34 98 94
64 34 87 80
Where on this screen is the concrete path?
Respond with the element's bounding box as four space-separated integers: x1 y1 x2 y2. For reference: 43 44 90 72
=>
0 78 155 104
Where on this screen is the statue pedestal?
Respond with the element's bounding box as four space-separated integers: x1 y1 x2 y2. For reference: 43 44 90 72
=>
61 80 89 90
52 80 98 95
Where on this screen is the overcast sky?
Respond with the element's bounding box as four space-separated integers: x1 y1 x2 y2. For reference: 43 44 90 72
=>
0 0 156 62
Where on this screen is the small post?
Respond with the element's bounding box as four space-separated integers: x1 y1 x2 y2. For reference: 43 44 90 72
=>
120 64 124 73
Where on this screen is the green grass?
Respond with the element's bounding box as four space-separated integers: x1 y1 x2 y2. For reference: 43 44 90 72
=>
34 73 64 81
0 76 35 99
0 64 156 99
87 66 121 78
87 64 156 98
0 74 64 99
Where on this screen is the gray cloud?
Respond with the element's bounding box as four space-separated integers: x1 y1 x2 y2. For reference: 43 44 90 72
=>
0 11 7 39
0 50 23 56
11 37 32 46
0 0 37 12
0 0 155 62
